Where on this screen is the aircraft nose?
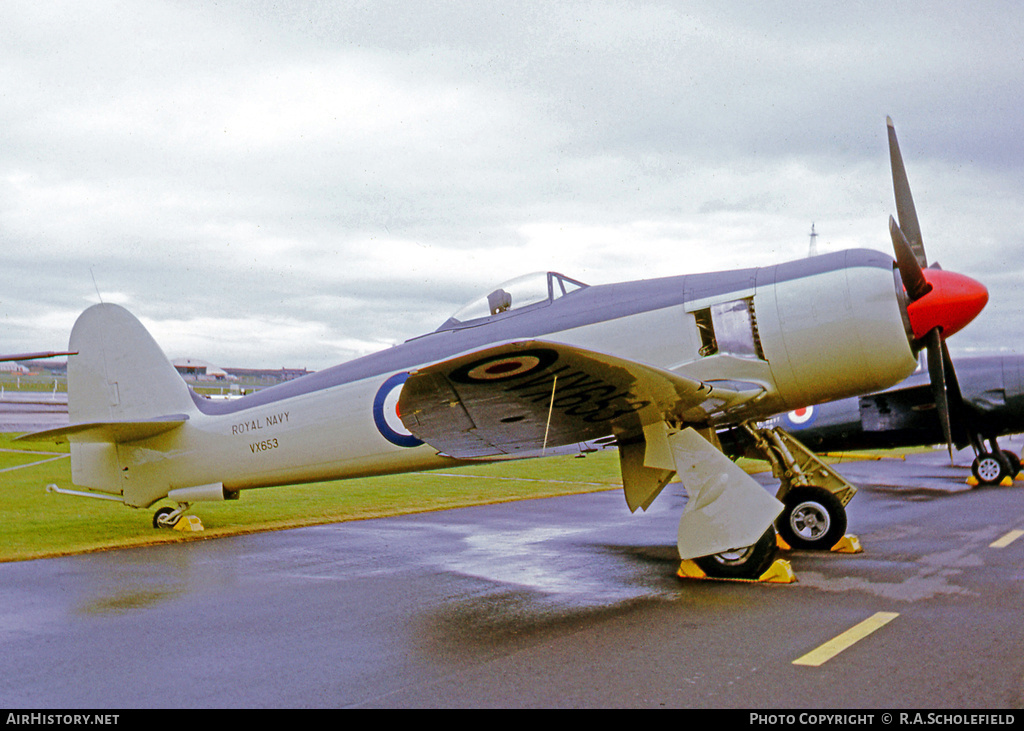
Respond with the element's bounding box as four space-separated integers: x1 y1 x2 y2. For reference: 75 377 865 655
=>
906 269 988 341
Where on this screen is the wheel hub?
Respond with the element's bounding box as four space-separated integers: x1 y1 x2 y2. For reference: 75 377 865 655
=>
790 501 830 540
977 457 1003 483
712 545 755 566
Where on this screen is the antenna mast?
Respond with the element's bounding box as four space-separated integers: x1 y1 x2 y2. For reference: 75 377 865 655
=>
808 223 819 257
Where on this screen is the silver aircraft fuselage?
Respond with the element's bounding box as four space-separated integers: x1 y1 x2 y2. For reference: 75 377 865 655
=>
60 248 918 508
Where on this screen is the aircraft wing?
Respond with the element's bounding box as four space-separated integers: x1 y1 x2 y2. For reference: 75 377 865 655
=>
0 351 75 363
398 340 765 458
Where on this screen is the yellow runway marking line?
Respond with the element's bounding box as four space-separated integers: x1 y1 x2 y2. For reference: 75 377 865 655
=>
990 529 1024 549
793 612 900 667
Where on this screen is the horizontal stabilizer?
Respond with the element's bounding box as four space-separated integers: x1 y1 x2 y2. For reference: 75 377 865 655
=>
16 415 189 444
0 351 76 363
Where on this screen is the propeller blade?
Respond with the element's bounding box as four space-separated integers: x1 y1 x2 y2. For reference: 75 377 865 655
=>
924 328 954 460
890 215 933 301
887 116 927 267
938 336 973 451
924 331 977 462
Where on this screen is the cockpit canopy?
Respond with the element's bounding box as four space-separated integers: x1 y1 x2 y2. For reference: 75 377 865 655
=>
437 271 588 331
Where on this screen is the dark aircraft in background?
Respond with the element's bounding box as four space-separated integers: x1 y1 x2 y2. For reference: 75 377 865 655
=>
745 354 1024 487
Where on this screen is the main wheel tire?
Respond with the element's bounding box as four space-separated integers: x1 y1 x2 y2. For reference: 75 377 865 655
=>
973 452 1011 486
152 506 179 529
1000 450 1021 479
692 527 778 580
776 486 847 551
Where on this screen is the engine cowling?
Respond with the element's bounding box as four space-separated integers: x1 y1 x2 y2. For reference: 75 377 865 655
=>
754 250 919 413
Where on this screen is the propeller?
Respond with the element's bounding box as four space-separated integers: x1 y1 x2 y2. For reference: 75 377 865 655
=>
886 117 988 459
890 215 931 301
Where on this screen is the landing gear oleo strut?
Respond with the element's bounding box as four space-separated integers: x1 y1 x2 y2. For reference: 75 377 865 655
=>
740 422 861 554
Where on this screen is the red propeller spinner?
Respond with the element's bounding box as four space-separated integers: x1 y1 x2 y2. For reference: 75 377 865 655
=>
887 117 988 344
904 267 988 342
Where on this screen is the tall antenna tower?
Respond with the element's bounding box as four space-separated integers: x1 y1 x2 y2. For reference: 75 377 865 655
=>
808 223 819 257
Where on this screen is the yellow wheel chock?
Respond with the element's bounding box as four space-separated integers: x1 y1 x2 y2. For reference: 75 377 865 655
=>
676 532 864 584
966 475 1013 487
173 515 205 532
676 558 796 584
777 532 862 554
831 534 862 553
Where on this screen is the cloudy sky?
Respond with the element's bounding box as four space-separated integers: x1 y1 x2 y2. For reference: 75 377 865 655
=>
2 1 1022 370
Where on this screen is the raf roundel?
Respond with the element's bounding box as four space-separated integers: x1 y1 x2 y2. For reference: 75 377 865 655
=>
785 405 816 427
373 373 423 448
450 348 558 384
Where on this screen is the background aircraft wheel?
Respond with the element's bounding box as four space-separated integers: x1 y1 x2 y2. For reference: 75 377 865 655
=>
153 506 179 529
777 486 847 550
693 527 777 580
1001 451 1021 478
972 452 1011 486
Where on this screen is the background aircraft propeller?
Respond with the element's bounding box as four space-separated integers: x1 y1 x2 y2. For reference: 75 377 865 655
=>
886 117 987 461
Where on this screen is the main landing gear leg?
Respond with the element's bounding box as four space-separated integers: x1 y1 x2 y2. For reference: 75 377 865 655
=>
740 422 859 553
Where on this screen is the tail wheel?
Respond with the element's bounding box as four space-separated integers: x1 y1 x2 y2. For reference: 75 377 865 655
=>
693 527 778 580
777 486 847 550
973 452 1011 486
153 506 180 529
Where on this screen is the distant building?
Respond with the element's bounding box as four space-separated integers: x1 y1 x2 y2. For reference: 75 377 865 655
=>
223 367 312 384
172 358 236 382
172 358 311 386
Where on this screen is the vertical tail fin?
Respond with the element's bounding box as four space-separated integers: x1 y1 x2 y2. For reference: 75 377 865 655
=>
67 303 196 424
19 304 197 502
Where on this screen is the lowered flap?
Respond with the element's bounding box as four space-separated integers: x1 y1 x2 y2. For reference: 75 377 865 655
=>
398 340 762 459
16 415 189 445
620 421 677 513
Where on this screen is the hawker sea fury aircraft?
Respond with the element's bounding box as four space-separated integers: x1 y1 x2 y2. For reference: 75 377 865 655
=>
22 119 988 579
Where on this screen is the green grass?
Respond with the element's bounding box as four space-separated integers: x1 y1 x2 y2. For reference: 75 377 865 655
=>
0 433 627 562
0 373 66 393
2 427 919 564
